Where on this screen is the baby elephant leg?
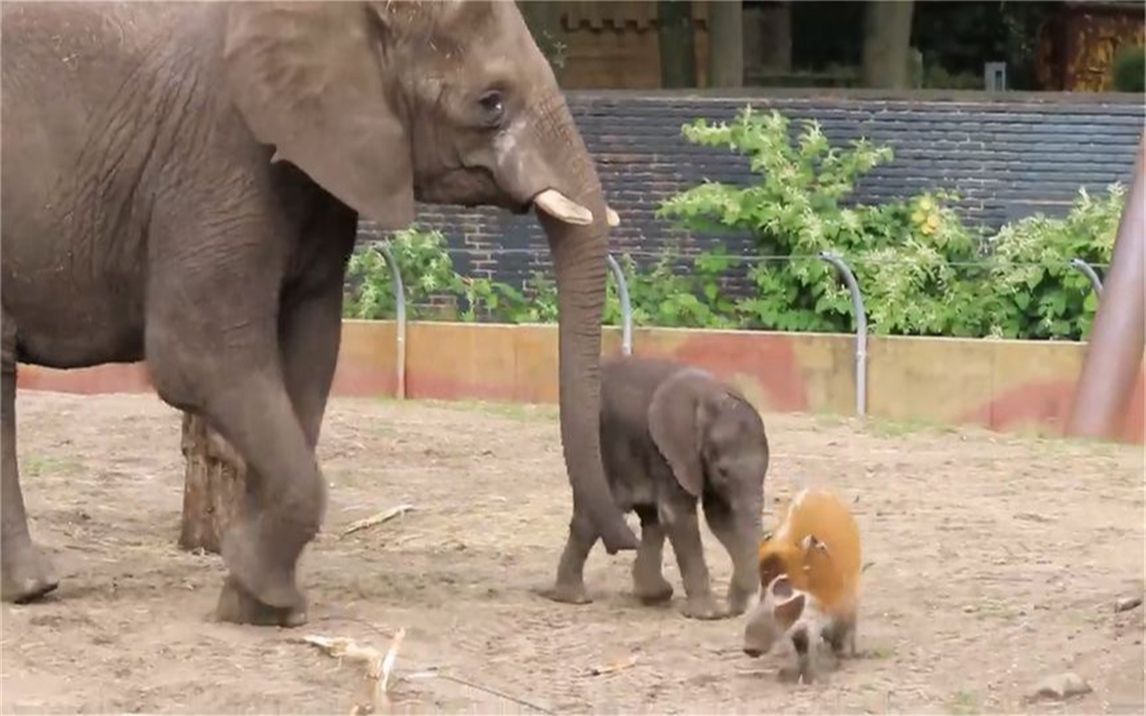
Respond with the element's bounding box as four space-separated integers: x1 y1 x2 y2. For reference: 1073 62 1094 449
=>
541 512 598 605
661 502 723 619
631 505 672 604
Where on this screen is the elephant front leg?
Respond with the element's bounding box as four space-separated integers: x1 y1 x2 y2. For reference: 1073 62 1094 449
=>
661 502 723 620
704 501 760 617
1 325 59 603
147 248 328 627
631 505 672 604
211 279 348 628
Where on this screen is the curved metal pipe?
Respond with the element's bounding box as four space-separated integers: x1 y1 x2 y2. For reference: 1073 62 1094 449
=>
1069 258 1104 298
605 254 633 356
377 242 407 400
819 252 867 417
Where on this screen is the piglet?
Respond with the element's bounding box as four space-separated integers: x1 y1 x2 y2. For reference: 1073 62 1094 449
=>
742 487 862 683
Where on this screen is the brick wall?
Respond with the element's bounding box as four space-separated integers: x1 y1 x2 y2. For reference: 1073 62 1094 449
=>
357 89 1144 288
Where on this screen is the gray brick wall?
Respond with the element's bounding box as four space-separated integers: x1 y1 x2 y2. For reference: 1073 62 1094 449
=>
358 90 1144 288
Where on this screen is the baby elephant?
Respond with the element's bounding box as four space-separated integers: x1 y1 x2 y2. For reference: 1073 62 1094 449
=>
547 356 769 620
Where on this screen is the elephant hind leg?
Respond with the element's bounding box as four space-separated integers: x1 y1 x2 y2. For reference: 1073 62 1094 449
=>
278 201 357 449
540 512 598 605
1 312 58 603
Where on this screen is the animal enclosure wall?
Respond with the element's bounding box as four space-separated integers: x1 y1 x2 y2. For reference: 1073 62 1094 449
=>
362 89 1145 288
17 320 1145 444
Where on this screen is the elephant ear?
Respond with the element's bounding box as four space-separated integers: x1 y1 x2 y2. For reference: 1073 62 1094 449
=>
648 368 710 497
223 2 414 229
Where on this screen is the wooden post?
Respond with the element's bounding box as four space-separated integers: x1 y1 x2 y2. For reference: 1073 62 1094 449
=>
707 0 744 87
179 412 246 554
658 0 696 88
861 0 915 89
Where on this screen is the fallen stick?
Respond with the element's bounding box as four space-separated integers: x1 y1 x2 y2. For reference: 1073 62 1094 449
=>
339 504 415 538
587 654 638 676
301 630 406 714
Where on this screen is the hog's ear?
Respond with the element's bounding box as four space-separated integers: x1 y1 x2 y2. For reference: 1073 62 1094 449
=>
773 592 806 632
801 534 832 560
648 370 708 497
223 2 415 229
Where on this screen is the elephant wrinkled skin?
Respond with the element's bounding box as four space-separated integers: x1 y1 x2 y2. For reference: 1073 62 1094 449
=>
0 0 637 626
547 357 769 619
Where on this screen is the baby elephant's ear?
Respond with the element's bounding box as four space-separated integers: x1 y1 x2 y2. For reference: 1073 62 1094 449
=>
648 369 707 497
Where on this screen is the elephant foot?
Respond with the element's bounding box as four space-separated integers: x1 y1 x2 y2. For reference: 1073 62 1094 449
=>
215 575 308 627
220 515 307 610
681 594 727 620
1 540 58 604
632 574 674 605
538 581 592 605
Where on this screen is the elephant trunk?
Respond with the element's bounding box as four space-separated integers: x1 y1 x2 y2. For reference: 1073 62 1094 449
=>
531 98 637 555
728 513 763 614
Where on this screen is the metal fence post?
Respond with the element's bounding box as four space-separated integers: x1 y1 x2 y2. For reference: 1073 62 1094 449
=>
377 242 407 400
819 252 867 417
605 254 633 356
1069 258 1104 299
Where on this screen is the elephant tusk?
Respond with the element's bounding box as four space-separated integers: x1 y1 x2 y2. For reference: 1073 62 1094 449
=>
534 189 593 226
606 207 620 228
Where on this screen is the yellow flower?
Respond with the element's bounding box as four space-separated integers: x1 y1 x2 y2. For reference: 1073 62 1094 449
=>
926 214 941 231
911 210 924 224
918 196 934 212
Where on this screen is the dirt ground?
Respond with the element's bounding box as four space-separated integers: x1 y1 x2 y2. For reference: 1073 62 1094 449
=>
1 391 1142 714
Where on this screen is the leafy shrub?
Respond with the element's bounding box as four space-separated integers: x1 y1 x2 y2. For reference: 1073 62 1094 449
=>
344 227 459 321
987 184 1125 339
345 227 562 324
657 107 997 336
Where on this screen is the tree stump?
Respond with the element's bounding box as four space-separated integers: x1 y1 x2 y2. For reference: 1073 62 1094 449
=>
179 412 246 554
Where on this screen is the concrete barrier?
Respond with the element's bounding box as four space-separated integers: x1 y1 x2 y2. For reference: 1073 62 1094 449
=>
16 319 1144 444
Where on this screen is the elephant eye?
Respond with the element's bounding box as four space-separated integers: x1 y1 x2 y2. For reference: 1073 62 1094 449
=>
477 90 505 127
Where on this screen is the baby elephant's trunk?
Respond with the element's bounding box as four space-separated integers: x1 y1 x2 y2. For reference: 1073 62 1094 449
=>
727 511 763 615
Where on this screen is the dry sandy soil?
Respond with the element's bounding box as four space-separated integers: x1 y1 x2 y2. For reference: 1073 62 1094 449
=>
1 391 1142 714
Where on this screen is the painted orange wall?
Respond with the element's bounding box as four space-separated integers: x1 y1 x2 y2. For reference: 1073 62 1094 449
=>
16 320 1144 444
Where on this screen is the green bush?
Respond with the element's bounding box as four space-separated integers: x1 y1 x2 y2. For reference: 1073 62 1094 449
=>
987 185 1124 339
344 227 459 321
1111 44 1145 93
344 227 562 324
657 107 997 336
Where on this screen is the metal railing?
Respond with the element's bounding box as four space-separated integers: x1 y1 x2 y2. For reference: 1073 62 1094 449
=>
376 242 407 400
820 252 867 417
606 254 633 356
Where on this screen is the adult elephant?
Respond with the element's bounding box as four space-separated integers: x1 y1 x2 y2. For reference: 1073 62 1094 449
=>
0 0 638 626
